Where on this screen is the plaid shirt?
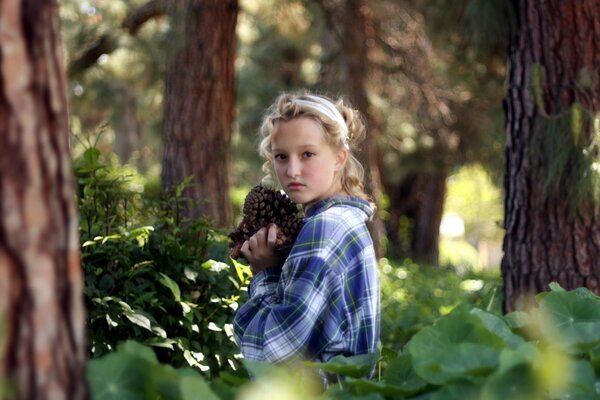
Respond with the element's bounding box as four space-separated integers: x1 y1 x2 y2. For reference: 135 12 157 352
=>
233 196 380 364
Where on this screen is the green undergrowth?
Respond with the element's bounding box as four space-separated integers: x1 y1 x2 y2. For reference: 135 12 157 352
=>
89 284 600 399
380 258 502 351
75 145 251 378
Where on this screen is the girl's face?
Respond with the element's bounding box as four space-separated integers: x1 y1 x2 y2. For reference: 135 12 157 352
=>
271 117 348 211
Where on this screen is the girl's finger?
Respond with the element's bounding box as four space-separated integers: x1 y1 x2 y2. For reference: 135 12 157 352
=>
240 240 251 258
267 224 277 247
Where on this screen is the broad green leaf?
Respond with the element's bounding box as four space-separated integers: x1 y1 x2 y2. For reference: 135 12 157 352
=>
87 346 154 400
481 363 538 400
124 310 152 332
179 369 220 400
408 310 502 384
419 379 481 400
202 259 230 273
539 290 600 353
548 359 597 399
320 387 385 400
383 352 427 392
243 360 288 380
159 272 181 302
117 340 159 363
504 311 532 330
304 352 380 378
470 308 524 348
345 377 415 397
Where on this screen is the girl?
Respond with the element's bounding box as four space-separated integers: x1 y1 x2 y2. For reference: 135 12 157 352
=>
233 92 380 373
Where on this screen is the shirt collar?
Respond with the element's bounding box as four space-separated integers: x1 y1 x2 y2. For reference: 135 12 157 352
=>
304 196 374 219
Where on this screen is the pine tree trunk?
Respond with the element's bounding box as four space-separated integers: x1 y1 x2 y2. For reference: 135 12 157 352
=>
384 171 447 265
161 0 237 228
0 1 87 398
411 171 447 265
502 0 600 312
341 0 386 257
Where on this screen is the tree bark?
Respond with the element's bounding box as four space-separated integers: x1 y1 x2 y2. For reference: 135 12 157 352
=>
338 0 386 257
161 0 237 228
384 170 447 265
0 1 87 398
502 0 600 312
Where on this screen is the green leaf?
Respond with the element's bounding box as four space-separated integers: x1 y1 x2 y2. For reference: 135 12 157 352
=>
382 352 427 393
243 360 287 380
408 310 502 384
83 147 101 168
345 377 415 397
304 352 380 378
124 310 152 332
469 308 524 348
421 379 481 400
481 363 538 400
87 343 155 400
549 359 597 399
117 340 159 363
158 272 181 302
539 289 600 353
179 369 221 400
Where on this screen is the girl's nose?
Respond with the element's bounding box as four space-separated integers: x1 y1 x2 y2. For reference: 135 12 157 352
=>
286 158 300 177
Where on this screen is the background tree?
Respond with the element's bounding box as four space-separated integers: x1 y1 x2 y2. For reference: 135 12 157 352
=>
314 0 387 256
161 0 238 228
0 0 87 398
373 0 508 265
502 0 600 311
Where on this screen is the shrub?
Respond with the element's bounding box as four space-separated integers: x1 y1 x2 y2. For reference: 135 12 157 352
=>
75 145 250 378
379 258 502 351
90 284 600 399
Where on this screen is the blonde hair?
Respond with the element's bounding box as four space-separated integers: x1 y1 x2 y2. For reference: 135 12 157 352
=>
258 91 371 202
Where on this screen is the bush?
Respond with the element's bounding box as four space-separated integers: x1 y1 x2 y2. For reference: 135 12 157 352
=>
379 258 502 351
75 146 251 378
90 284 600 399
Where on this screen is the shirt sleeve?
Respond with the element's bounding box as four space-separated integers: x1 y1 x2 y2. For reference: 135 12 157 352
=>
233 253 332 363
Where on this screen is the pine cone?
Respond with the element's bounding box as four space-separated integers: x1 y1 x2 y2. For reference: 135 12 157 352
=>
228 184 304 260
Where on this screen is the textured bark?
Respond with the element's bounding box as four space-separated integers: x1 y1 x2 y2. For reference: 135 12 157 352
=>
0 1 87 398
502 0 600 311
113 86 141 164
161 0 237 228
340 0 387 257
384 171 447 265
411 171 447 265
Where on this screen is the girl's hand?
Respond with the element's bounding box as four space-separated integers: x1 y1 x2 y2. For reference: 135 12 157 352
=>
241 224 285 275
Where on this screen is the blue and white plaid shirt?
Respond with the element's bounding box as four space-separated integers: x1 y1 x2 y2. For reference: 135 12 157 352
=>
233 196 380 365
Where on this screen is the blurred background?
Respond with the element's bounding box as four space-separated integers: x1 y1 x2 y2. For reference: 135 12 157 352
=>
61 0 508 270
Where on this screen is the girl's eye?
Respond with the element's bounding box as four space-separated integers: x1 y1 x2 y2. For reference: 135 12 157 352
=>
274 154 287 161
303 152 315 158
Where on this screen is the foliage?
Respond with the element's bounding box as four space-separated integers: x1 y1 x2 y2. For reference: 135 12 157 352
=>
87 340 220 400
75 145 251 378
531 101 600 212
443 164 503 242
90 285 600 399
379 258 501 351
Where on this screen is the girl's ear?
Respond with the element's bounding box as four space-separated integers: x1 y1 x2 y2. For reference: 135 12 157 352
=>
334 148 349 171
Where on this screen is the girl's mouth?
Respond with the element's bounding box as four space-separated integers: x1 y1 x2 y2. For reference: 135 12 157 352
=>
288 182 304 190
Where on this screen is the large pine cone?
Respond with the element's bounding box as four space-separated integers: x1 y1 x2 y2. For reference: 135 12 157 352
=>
229 184 304 260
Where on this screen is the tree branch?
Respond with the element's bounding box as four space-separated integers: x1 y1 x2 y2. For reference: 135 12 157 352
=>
68 0 168 77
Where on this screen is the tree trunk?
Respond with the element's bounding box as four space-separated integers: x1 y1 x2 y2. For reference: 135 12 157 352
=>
113 85 141 164
384 170 447 265
161 0 237 228
0 1 87 398
502 0 600 312
340 0 386 257
411 171 447 265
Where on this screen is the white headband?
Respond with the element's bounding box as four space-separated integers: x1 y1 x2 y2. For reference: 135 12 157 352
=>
295 95 350 149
